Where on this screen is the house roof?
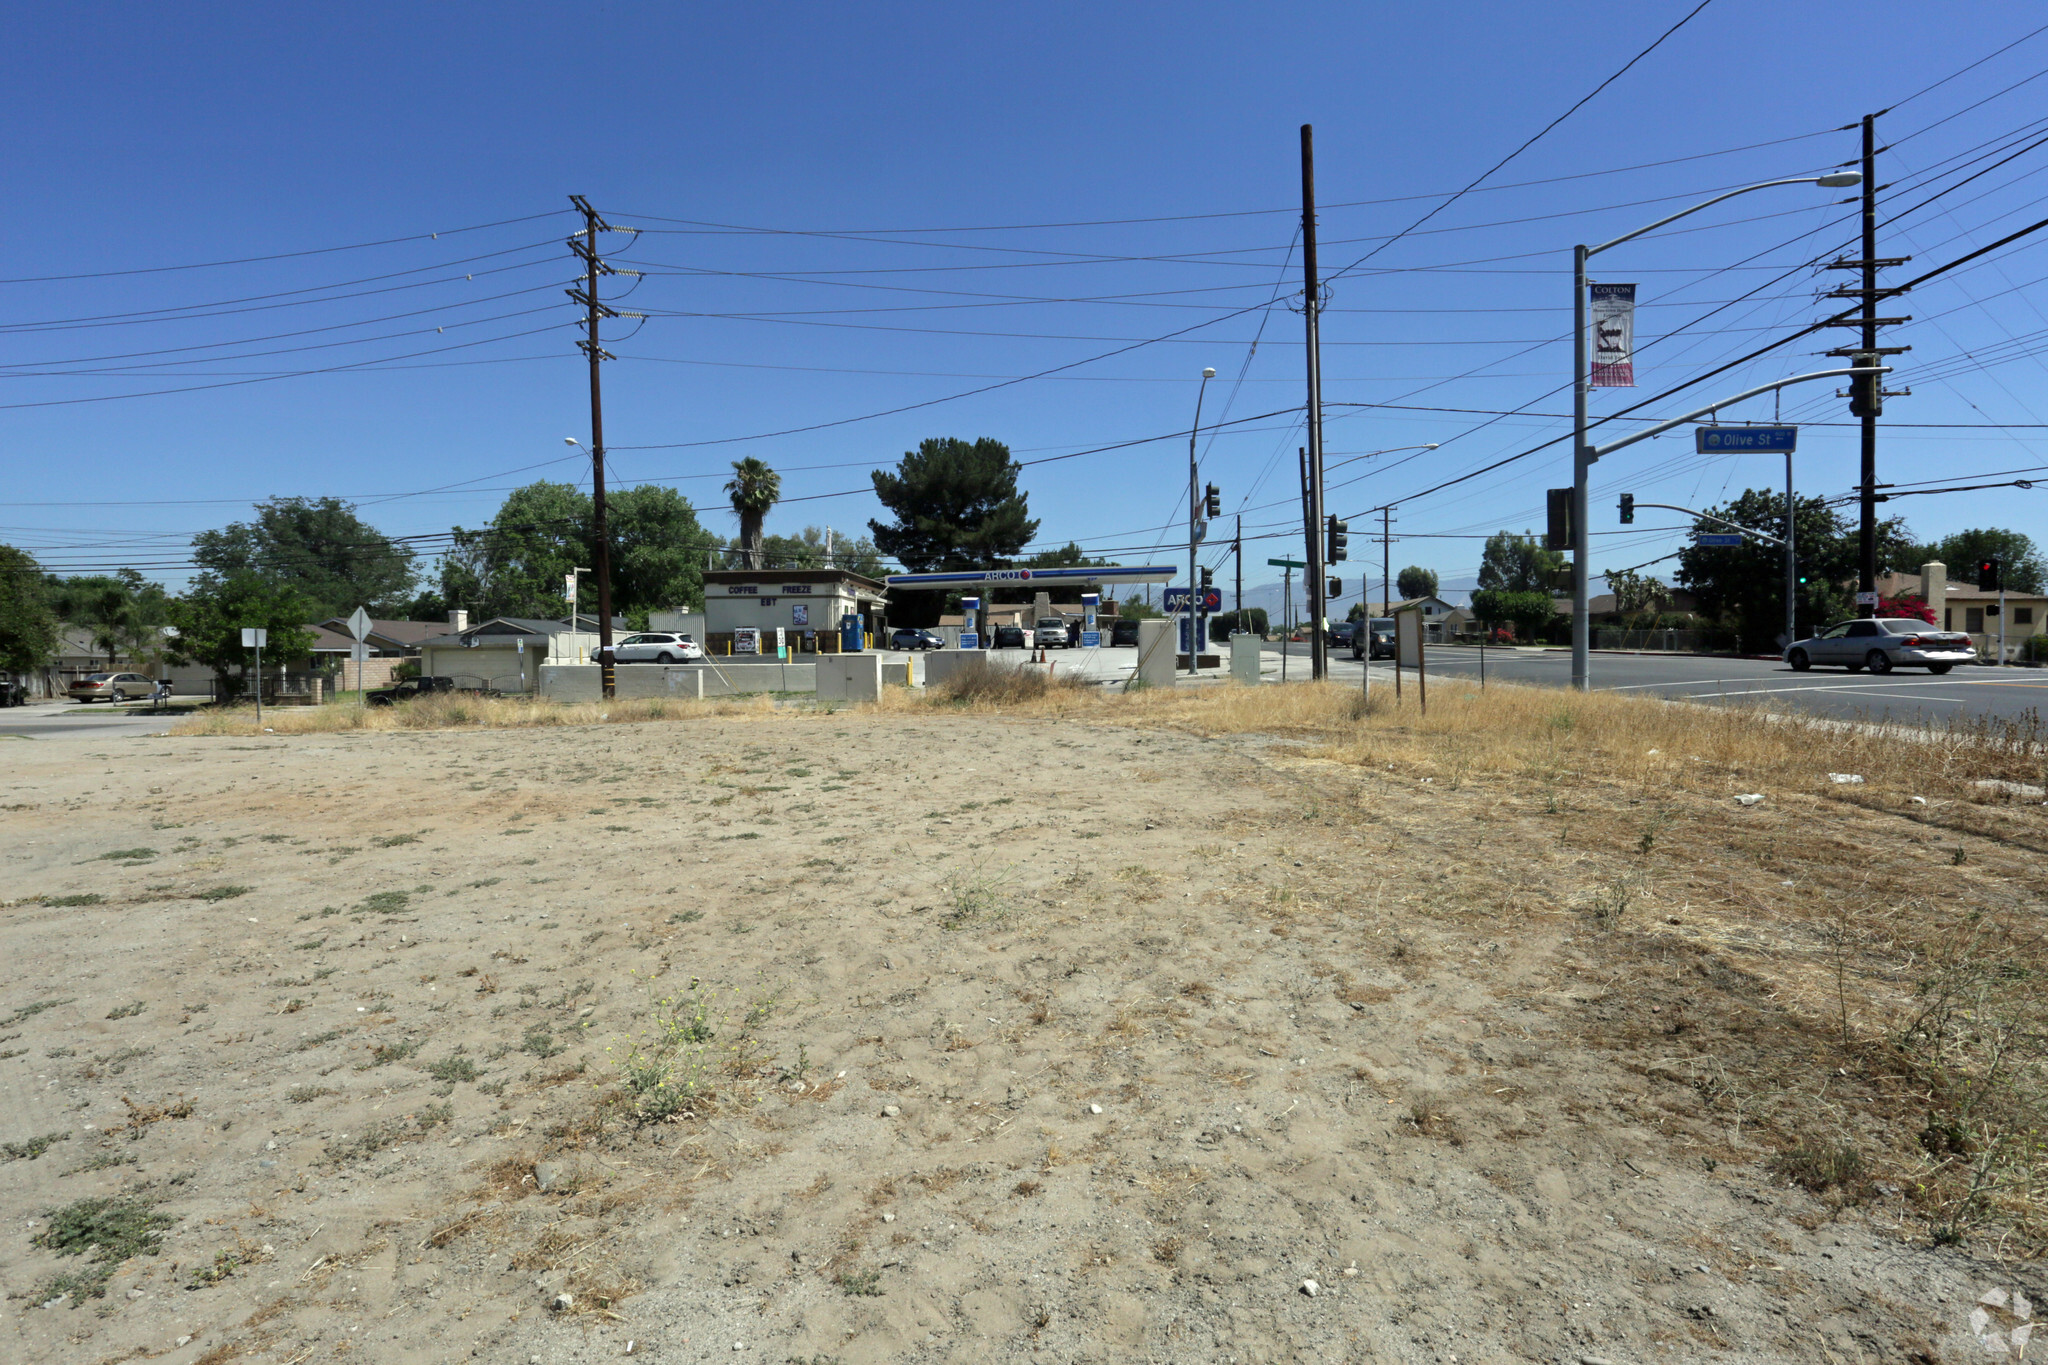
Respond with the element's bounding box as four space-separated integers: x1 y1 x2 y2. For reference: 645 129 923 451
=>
414 615 626 650
313 617 448 650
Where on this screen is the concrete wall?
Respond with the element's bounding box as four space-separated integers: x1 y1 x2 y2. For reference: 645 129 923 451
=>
1135 619 1178 687
817 654 884 703
697 661 815 696
922 650 981 688
540 665 707 702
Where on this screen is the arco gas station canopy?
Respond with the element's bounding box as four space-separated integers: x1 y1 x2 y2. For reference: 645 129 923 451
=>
884 565 1178 590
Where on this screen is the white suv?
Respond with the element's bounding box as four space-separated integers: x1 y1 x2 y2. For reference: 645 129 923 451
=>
1035 618 1069 648
613 632 704 664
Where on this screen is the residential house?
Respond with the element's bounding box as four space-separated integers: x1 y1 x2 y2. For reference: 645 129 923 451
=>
1878 562 2046 662
414 616 627 694
311 614 456 691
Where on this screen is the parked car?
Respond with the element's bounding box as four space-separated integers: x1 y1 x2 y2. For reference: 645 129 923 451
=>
889 628 944 651
1351 618 1395 660
366 675 458 706
67 672 157 703
0 672 26 707
1110 619 1141 647
1035 618 1069 648
1784 619 1975 674
613 632 703 664
992 624 1028 649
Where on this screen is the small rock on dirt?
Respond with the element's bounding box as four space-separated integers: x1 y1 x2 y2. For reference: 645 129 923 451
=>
1300 1279 1319 1296
550 1292 574 1313
534 1161 564 1192
880 1104 901 1118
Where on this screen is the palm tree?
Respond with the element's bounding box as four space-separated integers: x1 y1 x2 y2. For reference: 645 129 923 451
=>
724 458 782 569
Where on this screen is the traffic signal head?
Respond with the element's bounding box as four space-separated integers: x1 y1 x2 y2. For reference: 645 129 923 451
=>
1204 483 1221 519
1326 577 1342 600
1199 566 1214 590
1326 514 1349 562
1619 493 1634 525
1545 487 1572 550
1849 352 1883 418
1978 557 2002 591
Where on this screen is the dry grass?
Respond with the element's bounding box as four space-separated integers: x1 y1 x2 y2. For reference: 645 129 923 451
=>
922 655 1088 706
170 691 777 737
907 675 2048 1248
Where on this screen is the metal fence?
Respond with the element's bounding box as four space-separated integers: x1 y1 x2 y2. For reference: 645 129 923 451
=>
1594 627 1708 653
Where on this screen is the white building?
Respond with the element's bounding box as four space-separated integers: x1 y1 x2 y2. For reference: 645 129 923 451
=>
702 569 887 654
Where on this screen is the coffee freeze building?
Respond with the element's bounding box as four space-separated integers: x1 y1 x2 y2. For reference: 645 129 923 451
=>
700 568 890 654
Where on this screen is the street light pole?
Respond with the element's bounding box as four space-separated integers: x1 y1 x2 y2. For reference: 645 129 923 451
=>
1188 366 1214 677
1571 172 1862 691
1784 452 1797 649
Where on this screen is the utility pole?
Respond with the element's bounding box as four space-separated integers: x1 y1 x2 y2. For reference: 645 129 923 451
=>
1234 513 1243 629
1824 114 1910 605
1784 452 1797 648
569 194 620 699
1382 507 1393 620
1300 124 1328 680
1188 368 1214 676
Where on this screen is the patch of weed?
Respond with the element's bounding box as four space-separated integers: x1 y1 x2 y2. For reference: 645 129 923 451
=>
835 1269 882 1297
39 894 103 908
98 848 157 862
104 1001 146 1021
193 885 250 902
372 834 419 847
424 1055 481 1084
0 999 73 1029
31 1197 173 1304
1 1131 69 1162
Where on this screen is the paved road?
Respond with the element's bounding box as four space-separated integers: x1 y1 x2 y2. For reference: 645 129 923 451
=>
0 701 191 741
1268 641 2048 727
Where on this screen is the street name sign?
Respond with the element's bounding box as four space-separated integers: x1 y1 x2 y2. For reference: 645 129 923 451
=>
1267 557 1306 570
1695 425 1797 454
1694 534 1745 547
241 627 268 648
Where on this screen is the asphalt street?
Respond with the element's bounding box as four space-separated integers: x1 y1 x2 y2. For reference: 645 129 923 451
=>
0 701 191 741
1269 641 2048 727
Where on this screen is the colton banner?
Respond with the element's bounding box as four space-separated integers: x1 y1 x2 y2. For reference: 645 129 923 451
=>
1589 282 1636 388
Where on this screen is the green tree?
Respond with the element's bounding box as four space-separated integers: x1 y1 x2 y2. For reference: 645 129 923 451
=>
1602 567 1667 616
1024 541 1108 569
439 482 590 620
869 438 1038 571
1118 593 1162 620
1929 528 2044 593
606 485 719 625
0 545 58 674
724 458 782 569
1476 531 1563 594
1212 607 1268 636
191 497 417 620
752 525 886 579
1469 589 1554 641
438 481 715 624
1395 565 1438 600
49 575 136 668
1675 489 1916 648
169 572 317 699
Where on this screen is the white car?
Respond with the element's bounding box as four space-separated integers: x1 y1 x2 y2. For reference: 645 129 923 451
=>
1034 618 1069 648
613 632 704 664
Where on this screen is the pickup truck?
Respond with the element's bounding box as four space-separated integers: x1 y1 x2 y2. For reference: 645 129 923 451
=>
1035 618 1069 648
366 675 458 707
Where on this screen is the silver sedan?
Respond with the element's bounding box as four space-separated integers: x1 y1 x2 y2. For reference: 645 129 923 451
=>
1784 619 1976 675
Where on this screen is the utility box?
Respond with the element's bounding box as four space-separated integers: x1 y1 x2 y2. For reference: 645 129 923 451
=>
818 653 883 702
1135 619 1178 688
1229 633 1262 684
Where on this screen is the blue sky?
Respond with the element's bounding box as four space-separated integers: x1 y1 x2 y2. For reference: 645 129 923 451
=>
6 2 2046 607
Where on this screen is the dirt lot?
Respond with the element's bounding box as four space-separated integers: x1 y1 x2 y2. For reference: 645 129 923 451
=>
0 692 2041 1364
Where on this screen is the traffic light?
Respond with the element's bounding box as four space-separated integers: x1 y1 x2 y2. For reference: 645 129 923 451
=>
1619 493 1634 525
1978 557 2002 591
1326 577 1343 600
1849 351 1883 418
1326 515 1349 562
1545 488 1572 550
1198 566 1214 591
1204 483 1221 519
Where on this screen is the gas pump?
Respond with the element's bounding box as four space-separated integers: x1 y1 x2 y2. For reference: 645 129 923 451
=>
1080 593 1101 647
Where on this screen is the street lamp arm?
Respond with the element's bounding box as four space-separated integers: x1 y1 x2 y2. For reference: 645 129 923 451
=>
1587 177 1847 257
1630 502 1786 548
1587 367 1887 461
1322 442 1440 475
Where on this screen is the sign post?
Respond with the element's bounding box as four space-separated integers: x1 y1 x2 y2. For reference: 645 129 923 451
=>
1269 558 1306 685
345 607 373 709
241 627 268 726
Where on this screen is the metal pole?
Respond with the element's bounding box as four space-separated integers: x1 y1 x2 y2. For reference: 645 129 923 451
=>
254 641 262 728
1857 114 1880 602
1301 124 1327 681
1382 506 1392 624
1784 450 1797 650
1571 242 1591 691
1235 513 1243 629
1999 586 2007 666
1281 569 1290 684
1188 371 1211 677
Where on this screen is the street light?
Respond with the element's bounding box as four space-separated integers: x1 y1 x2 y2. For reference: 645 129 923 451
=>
1571 171 1863 691
1324 442 1439 477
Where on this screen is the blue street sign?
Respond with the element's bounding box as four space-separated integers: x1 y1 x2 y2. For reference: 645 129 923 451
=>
958 632 980 649
1695 425 1797 454
1694 533 1745 547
